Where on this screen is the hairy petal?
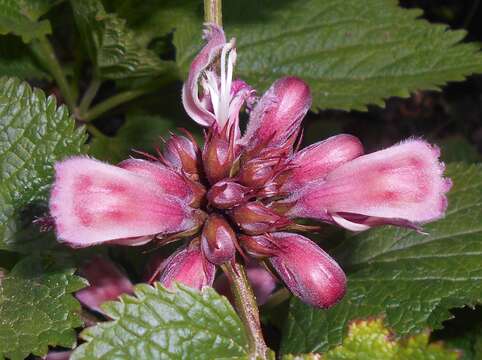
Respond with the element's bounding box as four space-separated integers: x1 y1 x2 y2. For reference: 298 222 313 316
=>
242 77 311 152
182 24 226 127
268 232 346 308
281 134 364 191
119 158 192 200
290 139 451 229
49 157 196 246
75 256 133 314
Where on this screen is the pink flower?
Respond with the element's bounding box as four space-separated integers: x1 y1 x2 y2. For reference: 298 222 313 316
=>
49 157 203 247
281 140 452 231
48 24 451 308
75 256 133 314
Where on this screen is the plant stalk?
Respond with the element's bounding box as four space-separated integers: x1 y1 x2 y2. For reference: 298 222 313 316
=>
222 262 269 360
204 0 222 26
31 36 76 112
79 78 102 115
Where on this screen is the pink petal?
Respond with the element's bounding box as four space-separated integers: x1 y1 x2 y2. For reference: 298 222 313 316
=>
75 256 133 314
290 139 451 228
242 77 311 152
44 351 72 360
159 242 216 290
281 134 364 191
49 157 196 247
268 232 346 308
182 24 226 127
118 158 192 200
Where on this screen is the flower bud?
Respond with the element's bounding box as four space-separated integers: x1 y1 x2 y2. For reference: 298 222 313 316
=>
159 241 216 290
268 233 346 308
202 129 236 184
163 133 202 177
238 158 279 188
239 234 278 258
207 180 250 209
201 214 236 265
242 77 311 154
230 202 291 235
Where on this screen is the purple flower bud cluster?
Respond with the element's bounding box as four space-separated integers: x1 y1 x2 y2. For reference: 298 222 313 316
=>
49 25 451 308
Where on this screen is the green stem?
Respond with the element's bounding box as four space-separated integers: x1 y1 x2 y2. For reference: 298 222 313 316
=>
204 0 222 26
81 87 150 121
222 262 269 360
31 36 76 112
81 74 177 122
79 78 102 115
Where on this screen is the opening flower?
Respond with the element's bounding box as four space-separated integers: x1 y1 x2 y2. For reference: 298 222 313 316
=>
48 24 451 308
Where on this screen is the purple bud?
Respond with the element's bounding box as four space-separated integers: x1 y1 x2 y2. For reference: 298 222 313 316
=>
230 202 291 235
159 241 216 290
202 128 236 184
201 214 236 265
268 233 346 308
207 180 250 209
163 132 202 177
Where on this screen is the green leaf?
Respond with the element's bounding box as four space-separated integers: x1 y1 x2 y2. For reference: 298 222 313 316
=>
0 36 50 79
0 256 87 360
281 163 482 354
175 0 482 111
440 136 480 163
0 0 57 42
89 113 173 163
71 283 249 360
283 318 459 359
70 0 175 80
104 0 200 49
0 77 87 251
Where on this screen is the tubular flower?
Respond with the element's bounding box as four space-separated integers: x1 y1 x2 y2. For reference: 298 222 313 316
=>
48 24 451 308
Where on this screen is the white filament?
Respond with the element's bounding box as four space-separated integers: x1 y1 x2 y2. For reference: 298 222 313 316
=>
204 39 237 128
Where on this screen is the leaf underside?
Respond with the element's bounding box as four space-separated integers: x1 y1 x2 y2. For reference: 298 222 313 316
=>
281 163 482 354
174 0 482 111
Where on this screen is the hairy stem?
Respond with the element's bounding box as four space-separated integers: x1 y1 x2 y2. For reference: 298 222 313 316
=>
204 0 222 26
31 36 76 112
221 262 269 360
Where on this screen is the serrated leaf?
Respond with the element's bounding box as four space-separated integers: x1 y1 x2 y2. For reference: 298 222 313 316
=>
0 0 57 42
71 283 249 360
174 0 482 111
0 77 87 251
281 163 482 354
0 36 50 80
104 0 200 49
283 319 459 359
0 256 87 360
70 0 174 80
89 113 173 163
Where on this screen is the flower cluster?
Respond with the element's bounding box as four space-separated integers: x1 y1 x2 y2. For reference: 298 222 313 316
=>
49 25 451 308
